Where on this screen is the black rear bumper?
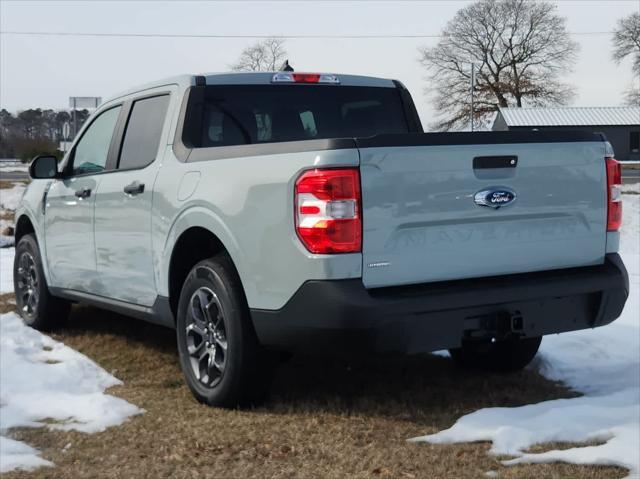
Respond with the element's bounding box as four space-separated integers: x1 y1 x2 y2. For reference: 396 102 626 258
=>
251 254 629 355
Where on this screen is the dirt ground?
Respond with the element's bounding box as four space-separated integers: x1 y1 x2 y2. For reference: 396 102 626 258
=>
0 294 628 479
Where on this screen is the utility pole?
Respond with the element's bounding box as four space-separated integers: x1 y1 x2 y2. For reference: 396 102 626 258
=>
470 63 475 132
72 97 77 139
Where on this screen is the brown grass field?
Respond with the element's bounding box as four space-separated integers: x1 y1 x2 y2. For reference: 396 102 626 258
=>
0 293 628 479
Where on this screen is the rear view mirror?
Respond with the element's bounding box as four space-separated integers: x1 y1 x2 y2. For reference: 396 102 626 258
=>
29 155 59 180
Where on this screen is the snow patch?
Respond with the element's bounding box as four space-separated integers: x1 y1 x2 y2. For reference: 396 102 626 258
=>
0 236 14 248
412 195 640 478
0 161 27 173
0 183 26 211
0 436 52 472
622 183 640 195
0 312 142 473
1 247 14 293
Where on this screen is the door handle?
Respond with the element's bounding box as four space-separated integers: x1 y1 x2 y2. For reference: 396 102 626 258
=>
74 188 91 199
123 181 145 196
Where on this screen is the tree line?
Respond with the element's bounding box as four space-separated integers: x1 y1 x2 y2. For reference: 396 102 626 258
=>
0 108 90 161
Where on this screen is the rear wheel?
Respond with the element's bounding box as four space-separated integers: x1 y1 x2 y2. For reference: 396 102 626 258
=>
13 233 70 330
176 254 275 408
449 336 542 372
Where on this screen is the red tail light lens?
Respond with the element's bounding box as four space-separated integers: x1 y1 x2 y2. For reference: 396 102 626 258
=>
293 73 320 83
295 168 362 254
606 157 622 232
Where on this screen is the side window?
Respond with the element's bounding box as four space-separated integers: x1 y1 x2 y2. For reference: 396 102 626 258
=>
72 106 121 176
340 100 391 138
255 112 272 142
202 104 255 147
299 111 318 138
119 95 170 170
630 131 639 153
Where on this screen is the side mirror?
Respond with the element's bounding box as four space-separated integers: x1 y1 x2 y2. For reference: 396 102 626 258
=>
29 155 60 180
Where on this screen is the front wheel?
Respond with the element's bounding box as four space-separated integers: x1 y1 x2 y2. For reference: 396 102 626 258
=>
449 336 542 372
176 254 274 408
13 233 70 330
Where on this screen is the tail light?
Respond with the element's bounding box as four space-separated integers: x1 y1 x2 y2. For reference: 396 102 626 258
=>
606 157 622 232
295 168 361 254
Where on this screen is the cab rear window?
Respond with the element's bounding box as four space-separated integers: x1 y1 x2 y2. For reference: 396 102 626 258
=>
184 85 409 148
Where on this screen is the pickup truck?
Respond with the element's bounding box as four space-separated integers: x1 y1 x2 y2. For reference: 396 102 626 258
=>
15 71 629 407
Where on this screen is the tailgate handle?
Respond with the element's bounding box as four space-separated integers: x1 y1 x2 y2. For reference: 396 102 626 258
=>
473 156 518 169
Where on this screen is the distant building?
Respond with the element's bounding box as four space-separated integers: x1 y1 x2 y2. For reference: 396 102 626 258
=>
492 107 640 162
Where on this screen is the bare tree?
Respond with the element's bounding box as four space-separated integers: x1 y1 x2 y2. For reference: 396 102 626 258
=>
624 87 640 107
231 37 287 72
612 12 640 106
419 0 578 131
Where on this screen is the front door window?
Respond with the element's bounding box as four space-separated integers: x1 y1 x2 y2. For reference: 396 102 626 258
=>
72 106 121 175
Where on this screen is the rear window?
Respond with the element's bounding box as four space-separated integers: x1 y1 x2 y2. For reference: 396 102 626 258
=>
119 95 170 170
184 85 409 148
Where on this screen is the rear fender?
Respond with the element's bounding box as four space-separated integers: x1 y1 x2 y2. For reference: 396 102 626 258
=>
159 206 246 298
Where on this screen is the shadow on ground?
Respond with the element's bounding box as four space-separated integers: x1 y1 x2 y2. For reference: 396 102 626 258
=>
62 304 574 426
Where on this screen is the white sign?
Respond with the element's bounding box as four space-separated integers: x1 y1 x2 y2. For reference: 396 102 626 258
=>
62 122 71 140
59 141 73 153
69 96 102 109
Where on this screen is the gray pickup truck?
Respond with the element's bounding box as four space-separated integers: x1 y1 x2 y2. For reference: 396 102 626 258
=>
15 71 628 407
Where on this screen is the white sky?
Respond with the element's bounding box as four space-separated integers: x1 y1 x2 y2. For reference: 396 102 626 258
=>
1 0 639 127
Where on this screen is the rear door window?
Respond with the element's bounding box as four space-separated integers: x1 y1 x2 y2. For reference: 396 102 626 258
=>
186 85 409 148
119 95 170 170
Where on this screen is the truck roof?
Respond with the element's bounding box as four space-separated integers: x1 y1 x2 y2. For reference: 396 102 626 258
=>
104 71 397 106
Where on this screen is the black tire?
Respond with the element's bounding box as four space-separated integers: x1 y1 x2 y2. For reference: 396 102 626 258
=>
449 336 542 372
13 233 70 331
176 254 275 408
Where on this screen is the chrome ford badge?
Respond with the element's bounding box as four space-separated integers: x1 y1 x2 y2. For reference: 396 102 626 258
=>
474 187 517 209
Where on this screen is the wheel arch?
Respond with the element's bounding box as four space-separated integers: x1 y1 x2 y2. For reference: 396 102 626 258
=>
15 214 36 245
163 207 248 320
13 209 55 290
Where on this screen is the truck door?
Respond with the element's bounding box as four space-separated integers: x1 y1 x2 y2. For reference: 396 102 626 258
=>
45 105 123 293
93 93 171 306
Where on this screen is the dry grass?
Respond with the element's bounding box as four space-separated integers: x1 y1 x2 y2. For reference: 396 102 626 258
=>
0 296 628 479
0 179 28 191
0 209 15 221
526 441 607 454
0 179 28 188
0 293 16 313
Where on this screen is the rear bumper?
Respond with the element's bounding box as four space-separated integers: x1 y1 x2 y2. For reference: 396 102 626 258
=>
251 254 629 355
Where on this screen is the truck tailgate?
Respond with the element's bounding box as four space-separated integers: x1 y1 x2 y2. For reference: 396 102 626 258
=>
358 134 607 289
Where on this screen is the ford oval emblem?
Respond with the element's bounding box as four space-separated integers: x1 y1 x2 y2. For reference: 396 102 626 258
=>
474 187 517 209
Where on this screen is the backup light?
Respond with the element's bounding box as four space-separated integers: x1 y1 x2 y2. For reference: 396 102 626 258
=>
271 72 340 84
295 168 361 254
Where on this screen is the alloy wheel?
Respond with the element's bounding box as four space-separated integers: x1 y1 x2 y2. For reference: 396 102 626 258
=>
16 251 39 317
185 287 229 387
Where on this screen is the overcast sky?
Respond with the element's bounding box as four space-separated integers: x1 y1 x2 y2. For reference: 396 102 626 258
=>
1 0 638 126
